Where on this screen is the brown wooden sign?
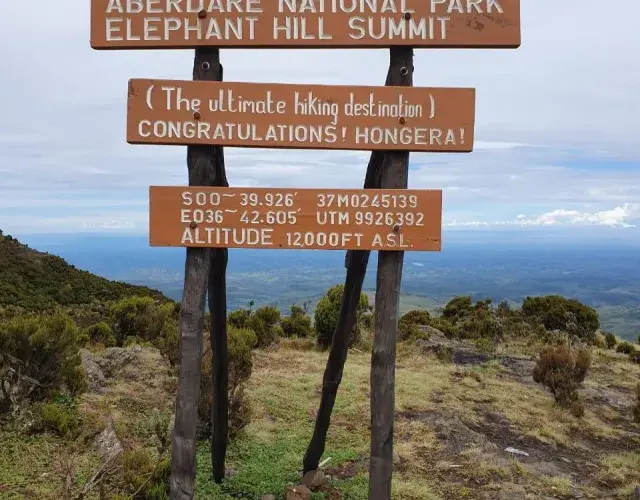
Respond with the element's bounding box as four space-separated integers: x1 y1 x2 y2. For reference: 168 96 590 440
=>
149 186 442 251
127 79 475 152
91 0 520 49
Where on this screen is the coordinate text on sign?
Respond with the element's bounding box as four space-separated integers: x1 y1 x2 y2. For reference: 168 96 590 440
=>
128 80 476 152
149 186 443 250
91 0 521 49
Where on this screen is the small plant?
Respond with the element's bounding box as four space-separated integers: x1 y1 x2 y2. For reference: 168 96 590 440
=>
616 342 636 355
248 306 281 347
594 332 606 349
435 345 454 363
533 342 591 415
281 304 313 338
604 332 617 350
85 322 116 347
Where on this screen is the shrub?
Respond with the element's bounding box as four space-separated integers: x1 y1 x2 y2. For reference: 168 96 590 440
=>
522 295 599 343
616 342 636 355
199 326 254 440
85 322 116 347
281 304 313 338
228 308 251 329
533 343 591 413
109 296 176 346
0 312 86 411
398 310 431 342
594 332 606 349
34 398 82 437
633 383 640 424
248 306 281 348
435 345 454 363
442 296 474 321
155 318 179 366
604 332 617 350
314 284 370 349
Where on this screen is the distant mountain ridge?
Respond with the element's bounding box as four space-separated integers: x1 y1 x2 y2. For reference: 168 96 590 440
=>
0 230 171 311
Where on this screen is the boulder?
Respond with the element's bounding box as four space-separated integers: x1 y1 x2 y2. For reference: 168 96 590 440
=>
80 349 106 393
301 470 327 490
284 485 311 500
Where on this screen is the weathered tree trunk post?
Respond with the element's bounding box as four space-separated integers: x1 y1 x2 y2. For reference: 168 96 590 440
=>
170 47 224 500
303 48 414 475
368 46 413 500
209 196 228 480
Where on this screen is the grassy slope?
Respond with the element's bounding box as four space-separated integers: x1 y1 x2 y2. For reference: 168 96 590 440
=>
1 341 638 499
195 341 640 499
0 233 171 311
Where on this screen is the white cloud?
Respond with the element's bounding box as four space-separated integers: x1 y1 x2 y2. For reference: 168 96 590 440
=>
447 204 640 229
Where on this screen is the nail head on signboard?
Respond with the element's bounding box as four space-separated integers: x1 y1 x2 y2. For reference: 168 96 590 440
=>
202 62 210 71
393 225 401 233
398 116 406 124
198 9 207 19
404 12 411 20
190 221 197 229
193 111 201 120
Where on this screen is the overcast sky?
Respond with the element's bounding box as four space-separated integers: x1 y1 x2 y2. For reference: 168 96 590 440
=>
1 0 639 236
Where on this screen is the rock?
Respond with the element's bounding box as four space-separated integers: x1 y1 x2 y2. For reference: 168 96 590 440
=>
80 349 106 393
93 419 123 459
261 496 276 500
301 470 326 490
505 447 529 457
284 485 312 500
393 451 402 465
560 457 571 464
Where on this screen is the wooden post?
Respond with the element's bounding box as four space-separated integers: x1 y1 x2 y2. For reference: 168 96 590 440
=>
169 47 224 500
303 49 414 475
368 46 413 500
209 234 229 480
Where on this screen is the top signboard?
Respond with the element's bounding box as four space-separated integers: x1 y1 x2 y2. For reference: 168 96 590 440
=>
90 0 521 50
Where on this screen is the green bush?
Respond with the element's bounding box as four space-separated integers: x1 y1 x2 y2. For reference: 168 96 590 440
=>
248 306 281 348
522 295 599 343
533 343 591 414
281 304 313 338
398 310 431 342
604 332 617 349
34 398 82 437
199 326 255 440
228 308 251 329
155 318 179 366
0 312 86 410
442 296 474 321
617 342 636 355
85 322 116 347
109 296 175 346
314 284 370 349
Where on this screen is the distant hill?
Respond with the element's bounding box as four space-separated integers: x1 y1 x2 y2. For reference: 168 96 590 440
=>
0 230 171 311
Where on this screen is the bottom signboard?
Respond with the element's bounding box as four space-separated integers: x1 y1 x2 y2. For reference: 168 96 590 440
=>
149 186 442 251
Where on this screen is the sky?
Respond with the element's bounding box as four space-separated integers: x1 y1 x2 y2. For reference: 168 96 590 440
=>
1 0 639 237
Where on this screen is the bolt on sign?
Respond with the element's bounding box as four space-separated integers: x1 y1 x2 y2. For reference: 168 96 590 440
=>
127 79 476 152
91 0 520 49
149 186 442 251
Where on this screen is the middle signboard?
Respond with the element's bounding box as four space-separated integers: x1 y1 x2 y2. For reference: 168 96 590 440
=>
127 79 475 152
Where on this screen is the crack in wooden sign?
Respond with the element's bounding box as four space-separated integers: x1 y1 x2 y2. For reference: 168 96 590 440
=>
149 186 442 251
91 0 521 49
127 79 476 152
